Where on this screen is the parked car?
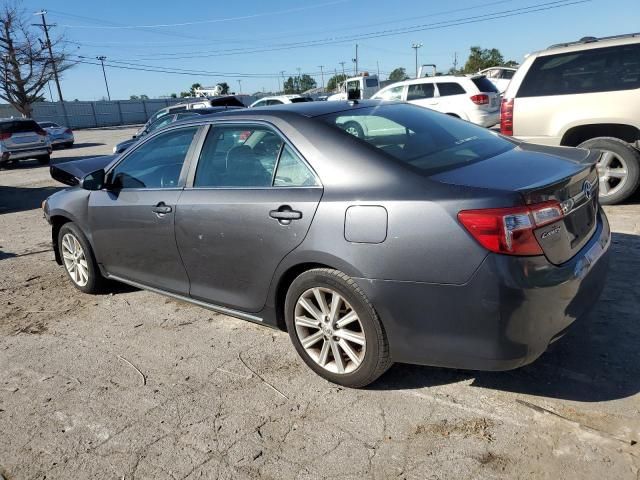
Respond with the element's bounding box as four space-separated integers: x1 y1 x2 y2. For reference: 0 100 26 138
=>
39 121 74 148
478 67 517 93
140 95 246 137
0 118 52 166
372 75 500 127
327 74 380 101
249 95 313 107
44 101 610 387
501 33 640 204
113 106 244 154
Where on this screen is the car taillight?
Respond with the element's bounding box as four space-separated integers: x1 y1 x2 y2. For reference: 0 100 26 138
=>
458 201 563 256
36 129 47 136
470 94 489 105
500 98 514 136
64 128 72 134
0 132 11 140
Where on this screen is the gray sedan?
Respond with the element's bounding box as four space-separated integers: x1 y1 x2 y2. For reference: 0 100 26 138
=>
43 101 610 387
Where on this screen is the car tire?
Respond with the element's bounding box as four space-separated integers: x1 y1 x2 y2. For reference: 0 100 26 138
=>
37 154 51 165
284 268 392 388
58 222 104 294
578 137 640 205
342 121 365 139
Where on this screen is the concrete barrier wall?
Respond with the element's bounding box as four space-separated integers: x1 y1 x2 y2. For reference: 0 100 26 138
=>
0 97 256 129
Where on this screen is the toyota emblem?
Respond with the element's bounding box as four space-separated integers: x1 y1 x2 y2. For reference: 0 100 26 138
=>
582 180 593 200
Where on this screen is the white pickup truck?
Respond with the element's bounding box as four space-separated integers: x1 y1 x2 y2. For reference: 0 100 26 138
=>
327 73 380 101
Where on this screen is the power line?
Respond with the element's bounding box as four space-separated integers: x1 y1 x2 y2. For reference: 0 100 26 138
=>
55 0 350 29
94 0 588 62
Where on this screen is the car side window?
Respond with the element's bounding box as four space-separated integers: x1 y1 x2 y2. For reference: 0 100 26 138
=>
407 83 435 100
377 85 404 101
110 127 198 189
253 100 267 107
274 145 318 187
502 69 515 80
268 99 284 105
194 126 283 187
436 82 467 96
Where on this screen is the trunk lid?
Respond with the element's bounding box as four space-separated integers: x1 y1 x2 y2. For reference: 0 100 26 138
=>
432 143 600 265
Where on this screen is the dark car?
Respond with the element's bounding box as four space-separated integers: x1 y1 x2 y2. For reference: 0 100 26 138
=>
43 101 610 387
113 106 245 154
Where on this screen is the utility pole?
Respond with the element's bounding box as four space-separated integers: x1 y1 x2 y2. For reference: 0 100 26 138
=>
96 56 111 101
376 60 380 78
296 67 301 92
339 61 346 77
280 70 286 93
237 79 242 94
352 44 359 75
33 10 63 102
453 52 458 72
411 42 423 78
317 65 324 89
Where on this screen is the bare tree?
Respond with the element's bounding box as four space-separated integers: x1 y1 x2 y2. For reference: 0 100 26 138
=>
0 3 72 117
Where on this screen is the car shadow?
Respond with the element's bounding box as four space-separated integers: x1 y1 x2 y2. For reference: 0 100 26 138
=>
65 142 105 149
0 185 63 214
370 231 640 402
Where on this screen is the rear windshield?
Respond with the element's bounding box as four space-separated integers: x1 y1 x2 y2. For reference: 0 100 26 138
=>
319 104 514 175
471 76 498 93
290 97 313 103
0 120 41 134
517 43 640 97
39 122 58 128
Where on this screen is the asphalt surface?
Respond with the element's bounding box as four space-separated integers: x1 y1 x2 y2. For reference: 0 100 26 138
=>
1 127 639 479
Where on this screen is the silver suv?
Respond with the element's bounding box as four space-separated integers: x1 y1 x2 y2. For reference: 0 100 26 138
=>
0 118 52 166
501 33 640 204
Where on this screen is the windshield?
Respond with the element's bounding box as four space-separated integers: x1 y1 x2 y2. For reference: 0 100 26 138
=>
471 76 498 93
319 104 514 175
290 97 313 103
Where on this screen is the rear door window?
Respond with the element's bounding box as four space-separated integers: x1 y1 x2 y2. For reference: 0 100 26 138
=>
407 83 435 100
436 82 466 96
273 145 318 187
471 77 498 93
375 85 404 101
194 126 283 187
517 43 640 97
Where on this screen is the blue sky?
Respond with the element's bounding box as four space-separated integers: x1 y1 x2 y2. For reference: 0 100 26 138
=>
20 0 637 100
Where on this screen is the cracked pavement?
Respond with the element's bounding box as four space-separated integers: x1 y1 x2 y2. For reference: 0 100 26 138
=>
1 128 639 479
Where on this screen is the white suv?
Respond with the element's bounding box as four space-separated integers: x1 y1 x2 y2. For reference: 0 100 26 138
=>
372 75 500 127
501 33 640 204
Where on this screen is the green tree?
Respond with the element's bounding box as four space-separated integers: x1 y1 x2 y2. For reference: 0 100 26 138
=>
327 73 347 91
179 91 190 98
189 83 202 96
218 82 230 94
299 74 317 92
388 67 409 82
129 95 139 100
140 94 149 100
170 93 177 98
462 46 516 73
283 76 297 94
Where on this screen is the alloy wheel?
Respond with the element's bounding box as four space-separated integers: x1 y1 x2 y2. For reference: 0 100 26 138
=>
61 233 89 287
294 287 366 374
597 150 628 197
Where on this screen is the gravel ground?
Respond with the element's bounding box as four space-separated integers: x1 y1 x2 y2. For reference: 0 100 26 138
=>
1 128 639 480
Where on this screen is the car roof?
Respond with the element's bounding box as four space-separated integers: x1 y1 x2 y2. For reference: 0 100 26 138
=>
533 32 640 57
169 100 396 126
377 75 480 91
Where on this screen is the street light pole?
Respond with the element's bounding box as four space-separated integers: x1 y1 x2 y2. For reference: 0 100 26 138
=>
33 10 63 101
411 42 423 78
237 79 242 94
96 56 111 101
296 67 301 93
318 65 324 89
280 70 286 93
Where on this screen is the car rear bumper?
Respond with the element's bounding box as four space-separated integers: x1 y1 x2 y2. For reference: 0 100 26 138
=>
2 147 52 160
51 136 74 145
354 210 611 371
468 109 500 127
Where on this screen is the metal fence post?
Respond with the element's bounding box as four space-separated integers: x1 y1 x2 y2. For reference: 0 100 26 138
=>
89 102 98 128
116 101 124 125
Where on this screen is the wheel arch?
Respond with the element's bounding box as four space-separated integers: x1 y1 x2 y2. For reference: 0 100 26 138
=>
560 123 640 147
50 214 73 265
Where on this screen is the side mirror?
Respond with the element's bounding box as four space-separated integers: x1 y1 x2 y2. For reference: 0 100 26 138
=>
347 89 361 100
81 169 106 191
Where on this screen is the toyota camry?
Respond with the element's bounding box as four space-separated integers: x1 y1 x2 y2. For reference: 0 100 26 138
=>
43 101 610 387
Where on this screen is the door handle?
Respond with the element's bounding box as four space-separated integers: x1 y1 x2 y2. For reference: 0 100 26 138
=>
269 206 302 225
152 202 172 215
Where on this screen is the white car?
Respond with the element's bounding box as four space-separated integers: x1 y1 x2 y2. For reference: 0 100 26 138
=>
372 75 501 127
501 32 640 204
38 121 74 148
249 95 313 108
478 67 517 93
